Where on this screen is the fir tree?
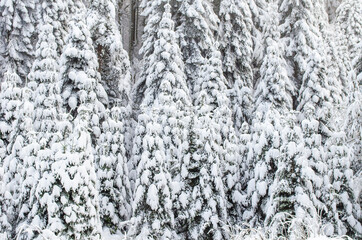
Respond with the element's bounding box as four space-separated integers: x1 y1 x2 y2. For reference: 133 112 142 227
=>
219 0 254 128
280 2 340 226
175 0 219 100
243 1 294 227
96 106 132 233
324 133 362 237
337 0 362 173
180 93 230 239
178 44 234 240
35 0 68 56
1 86 38 239
335 0 362 69
0 69 26 237
59 1 106 122
343 74 361 173
131 109 176 240
132 0 165 107
0 0 36 81
46 3 103 238
50 107 102 239
87 0 131 105
175 1 238 236
265 115 319 239
18 17 71 239
131 3 191 239
279 0 330 94
13 88 40 240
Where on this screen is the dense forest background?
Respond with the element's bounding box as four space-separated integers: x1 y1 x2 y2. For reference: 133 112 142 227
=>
0 0 361 239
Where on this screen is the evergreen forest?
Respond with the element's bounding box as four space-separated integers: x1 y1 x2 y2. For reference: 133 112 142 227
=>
0 0 361 239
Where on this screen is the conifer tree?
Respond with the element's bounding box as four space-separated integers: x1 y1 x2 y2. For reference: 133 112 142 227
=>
96 106 132 233
17 15 72 239
13 88 41 240
324 133 362 237
180 92 229 240
0 86 38 239
343 75 361 173
265 115 321 239
87 0 131 105
175 0 219 100
0 0 36 81
0 67 21 158
219 0 254 128
279 0 330 93
60 2 106 121
133 0 174 106
131 109 176 240
50 107 102 239
45 3 102 238
335 0 362 69
175 1 238 236
243 2 294 227
336 0 362 172
131 2 192 239
282 1 355 231
37 0 68 56
300 106 329 218
280 2 339 226
0 69 23 237
59 1 107 151
177 39 235 240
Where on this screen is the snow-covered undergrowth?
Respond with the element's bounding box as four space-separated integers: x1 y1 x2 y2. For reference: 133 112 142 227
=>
225 220 354 240
8 220 354 240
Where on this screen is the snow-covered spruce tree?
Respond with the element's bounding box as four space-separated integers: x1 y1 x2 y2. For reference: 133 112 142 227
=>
323 132 362 237
132 0 171 106
37 0 68 56
178 91 228 240
131 108 176 240
175 0 219 100
242 2 294 228
0 0 36 81
279 0 328 92
176 1 239 236
178 51 236 239
336 0 362 173
284 1 353 231
300 105 329 219
45 4 103 238
131 75 191 239
296 53 332 228
59 1 106 140
15 17 71 239
0 86 39 239
87 0 131 105
246 0 267 85
0 69 23 236
335 0 362 71
0 67 22 159
136 0 192 174
50 106 102 240
86 0 135 175
283 0 336 144
131 3 192 239
343 73 361 173
219 0 254 129
95 105 132 233
86 1 133 232
12 88 41 240
265 115 321 239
